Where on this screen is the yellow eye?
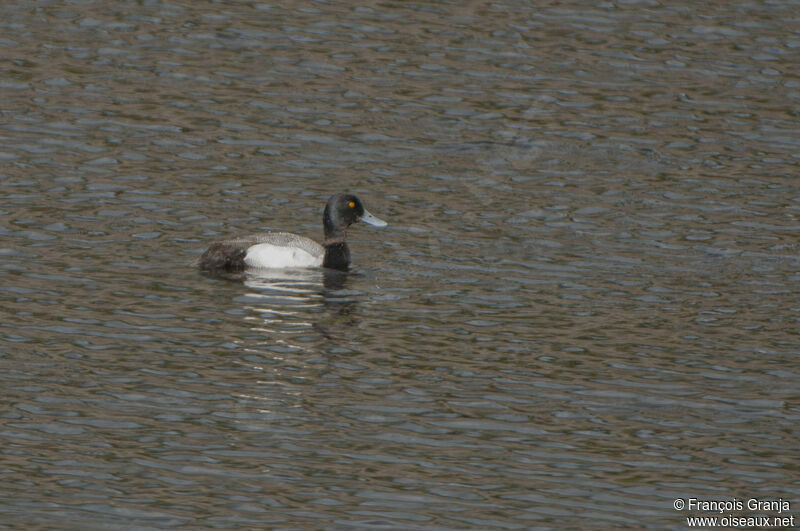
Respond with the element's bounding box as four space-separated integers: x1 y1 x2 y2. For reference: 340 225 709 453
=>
348 201 355 208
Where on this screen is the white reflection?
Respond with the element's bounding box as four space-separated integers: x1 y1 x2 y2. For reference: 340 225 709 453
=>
233 269 327 377
229 268 356 375
242 268 325 322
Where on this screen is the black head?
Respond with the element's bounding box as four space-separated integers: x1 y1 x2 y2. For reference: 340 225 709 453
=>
323 193 387 239
325 193 364 230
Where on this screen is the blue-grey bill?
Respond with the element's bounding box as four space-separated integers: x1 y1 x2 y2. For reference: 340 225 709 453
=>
361 209 387 227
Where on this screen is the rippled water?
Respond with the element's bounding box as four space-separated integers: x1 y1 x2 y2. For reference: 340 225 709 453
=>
2 1 799 528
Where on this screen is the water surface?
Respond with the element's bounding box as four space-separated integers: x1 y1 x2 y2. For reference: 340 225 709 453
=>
1 0 799 528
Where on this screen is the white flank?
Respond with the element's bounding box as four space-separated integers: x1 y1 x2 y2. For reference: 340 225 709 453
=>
244 243 322 269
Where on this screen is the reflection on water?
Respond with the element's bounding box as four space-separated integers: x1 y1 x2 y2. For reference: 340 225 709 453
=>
243 269 326 331
1 0 799 528
240 268 355 343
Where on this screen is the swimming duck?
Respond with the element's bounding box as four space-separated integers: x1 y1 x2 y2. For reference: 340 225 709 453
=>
196 193 387 272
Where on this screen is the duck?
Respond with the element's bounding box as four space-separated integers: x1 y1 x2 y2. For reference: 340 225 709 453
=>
196 193 387 273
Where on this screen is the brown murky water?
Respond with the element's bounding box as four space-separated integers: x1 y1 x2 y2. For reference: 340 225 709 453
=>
1 1 798 528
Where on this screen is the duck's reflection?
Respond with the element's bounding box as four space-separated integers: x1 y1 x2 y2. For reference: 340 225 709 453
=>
242 267 353 297
239 268 361 341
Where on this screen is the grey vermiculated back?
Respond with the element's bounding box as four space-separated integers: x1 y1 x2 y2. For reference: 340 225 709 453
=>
232 232 324 257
